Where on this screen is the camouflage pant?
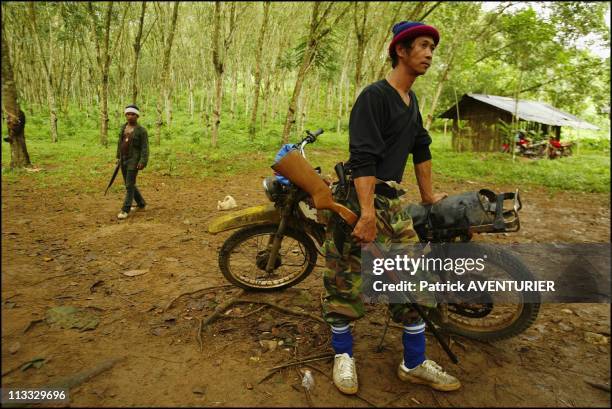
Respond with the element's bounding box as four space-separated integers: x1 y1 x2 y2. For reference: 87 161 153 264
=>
321 186 434 327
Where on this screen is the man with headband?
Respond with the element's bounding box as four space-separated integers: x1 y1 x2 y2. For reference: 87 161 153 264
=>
116 104 149 220
322 22 460 394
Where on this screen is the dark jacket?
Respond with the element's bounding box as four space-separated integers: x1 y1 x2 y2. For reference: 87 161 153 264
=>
116 123 149 171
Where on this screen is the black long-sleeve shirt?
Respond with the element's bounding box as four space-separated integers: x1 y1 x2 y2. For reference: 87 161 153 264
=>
346 79 432 183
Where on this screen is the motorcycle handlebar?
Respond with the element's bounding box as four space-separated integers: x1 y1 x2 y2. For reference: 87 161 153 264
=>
307 128 324 139
305 128 324 143
295 129 324 156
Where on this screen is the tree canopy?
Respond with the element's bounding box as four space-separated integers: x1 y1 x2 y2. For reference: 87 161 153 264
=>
2 1 609 147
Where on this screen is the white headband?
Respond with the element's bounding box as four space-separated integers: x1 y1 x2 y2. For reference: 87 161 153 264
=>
125 107 140 116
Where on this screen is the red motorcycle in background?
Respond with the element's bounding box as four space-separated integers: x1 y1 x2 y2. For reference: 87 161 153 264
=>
502 131 573 159
547 138 573 159
501 132 548 158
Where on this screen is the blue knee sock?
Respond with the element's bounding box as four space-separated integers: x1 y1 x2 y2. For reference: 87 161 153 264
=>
331 324 353 357
403 321 426 369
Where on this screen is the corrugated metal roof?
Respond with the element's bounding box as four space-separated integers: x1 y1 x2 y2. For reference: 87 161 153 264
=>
465 94 599 130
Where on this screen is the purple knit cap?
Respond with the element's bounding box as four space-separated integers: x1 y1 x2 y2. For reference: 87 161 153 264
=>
388 21 440 57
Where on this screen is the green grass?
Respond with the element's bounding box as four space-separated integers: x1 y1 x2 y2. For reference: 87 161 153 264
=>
1 104 610 193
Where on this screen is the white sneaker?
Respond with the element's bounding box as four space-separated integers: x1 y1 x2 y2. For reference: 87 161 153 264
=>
333 353 358 394
117 211 129 220
397 359 461 391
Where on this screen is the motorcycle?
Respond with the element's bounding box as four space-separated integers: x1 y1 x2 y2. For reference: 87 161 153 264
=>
208 129 540 342
547 138 573 159
501 135 548 158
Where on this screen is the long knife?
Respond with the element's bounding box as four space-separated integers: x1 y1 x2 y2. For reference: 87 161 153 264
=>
104 160 121 195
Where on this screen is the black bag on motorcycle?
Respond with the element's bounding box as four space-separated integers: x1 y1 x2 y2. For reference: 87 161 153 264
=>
407 189 521 235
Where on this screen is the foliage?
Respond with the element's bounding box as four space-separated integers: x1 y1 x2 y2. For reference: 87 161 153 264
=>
1 1 609 194
418 2 610 126
547 2 610 47
280 31 340 75
2 106 609 194
4 1 609 132
496 119 514 143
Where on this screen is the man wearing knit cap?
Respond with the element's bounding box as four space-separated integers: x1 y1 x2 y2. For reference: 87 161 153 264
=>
116 104 149 220
322 21 460 394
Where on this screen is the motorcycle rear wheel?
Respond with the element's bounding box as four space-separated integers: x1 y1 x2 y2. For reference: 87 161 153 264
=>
430 243 540 341
219 224 318 291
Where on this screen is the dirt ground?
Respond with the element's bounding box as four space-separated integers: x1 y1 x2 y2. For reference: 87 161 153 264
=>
2 166 610 407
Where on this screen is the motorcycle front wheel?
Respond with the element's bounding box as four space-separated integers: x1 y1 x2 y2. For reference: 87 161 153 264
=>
218 224 318 291
430 243 540 342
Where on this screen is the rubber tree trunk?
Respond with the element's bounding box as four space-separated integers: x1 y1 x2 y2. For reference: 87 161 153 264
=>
100 3 113 147
188 78 194 120
353 2 369 101
424 37 459 130
282 2 335 144
230 69 238 120
131 1 146 103
156 2 179 145
100 68 110 146
211 1 223 148
87 2 114 147
248 1 270 140
261 32 283 129
1 24 32 169
336 36 351 135
281 44 315 144
511 68 524 161
27 3 58 143
165 80 173 127
88 2 128 146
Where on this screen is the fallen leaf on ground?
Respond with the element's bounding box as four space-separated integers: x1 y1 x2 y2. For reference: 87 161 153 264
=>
123 269 148 277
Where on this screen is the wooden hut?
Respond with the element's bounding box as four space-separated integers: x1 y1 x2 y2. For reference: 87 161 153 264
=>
439 94 599 152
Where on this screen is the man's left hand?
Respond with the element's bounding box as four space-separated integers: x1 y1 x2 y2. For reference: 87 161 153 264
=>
137 163 144 170
421 192 447 205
